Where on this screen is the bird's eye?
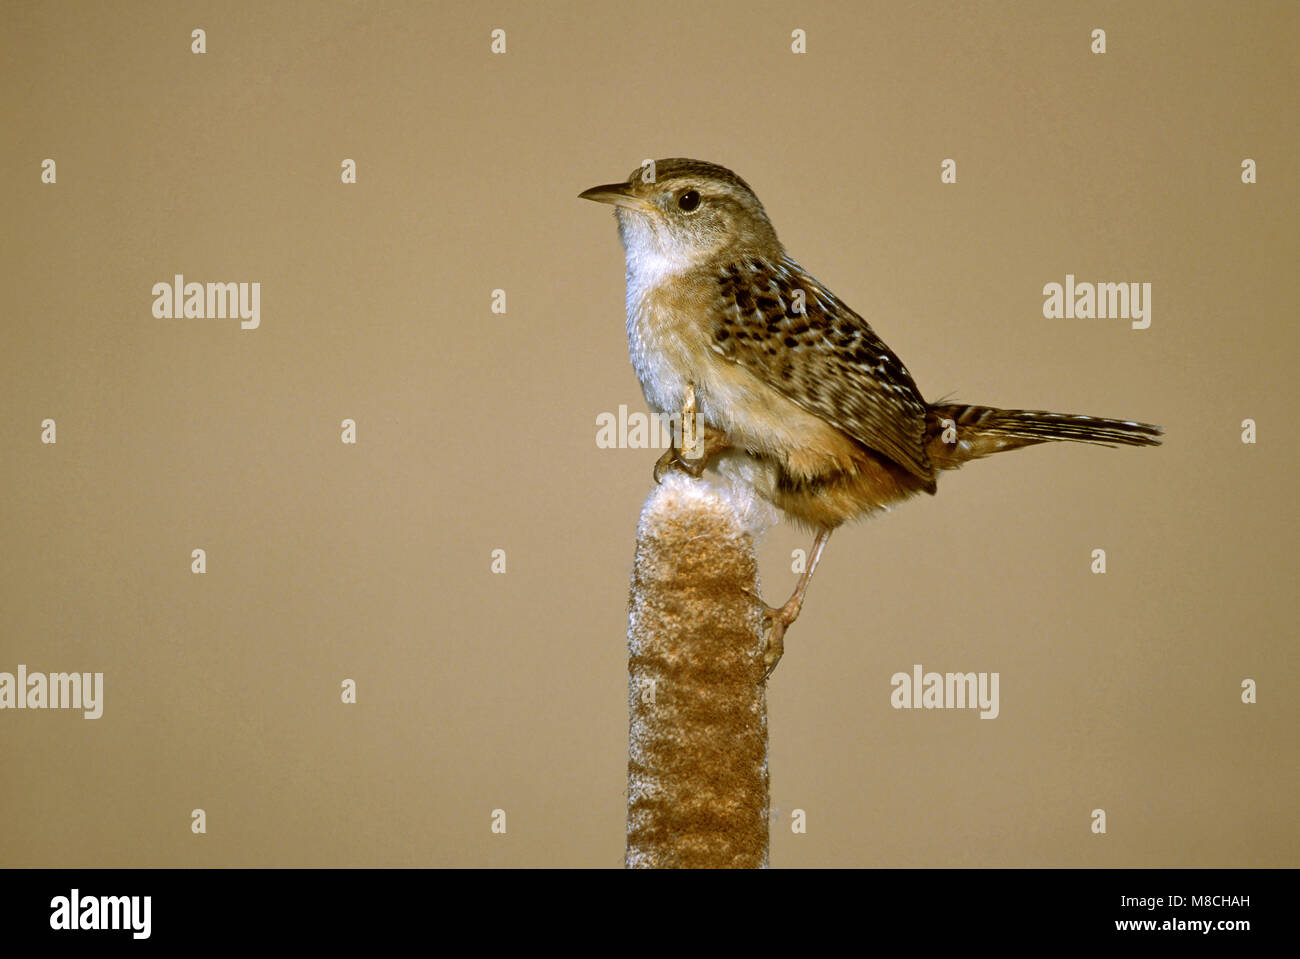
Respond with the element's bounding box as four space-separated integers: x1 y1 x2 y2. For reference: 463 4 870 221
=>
677 190 701 212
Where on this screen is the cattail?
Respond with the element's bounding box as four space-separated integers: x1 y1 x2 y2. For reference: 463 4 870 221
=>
626 473 772 869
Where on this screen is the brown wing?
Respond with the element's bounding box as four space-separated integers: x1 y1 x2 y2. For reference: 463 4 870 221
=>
710 253 935 484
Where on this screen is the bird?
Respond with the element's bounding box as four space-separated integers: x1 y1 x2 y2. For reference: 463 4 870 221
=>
580 158 1162 678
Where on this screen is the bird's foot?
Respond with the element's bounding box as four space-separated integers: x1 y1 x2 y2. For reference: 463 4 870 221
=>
743 589 803 681
652 432 727 483
653 446 708 483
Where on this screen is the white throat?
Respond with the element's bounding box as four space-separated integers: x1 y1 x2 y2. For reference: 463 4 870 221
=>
617 211 699 312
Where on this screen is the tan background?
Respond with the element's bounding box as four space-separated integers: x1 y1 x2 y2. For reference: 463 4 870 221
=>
1 0 1296 867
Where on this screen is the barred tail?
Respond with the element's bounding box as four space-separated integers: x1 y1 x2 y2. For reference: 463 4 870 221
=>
926 403 1162 469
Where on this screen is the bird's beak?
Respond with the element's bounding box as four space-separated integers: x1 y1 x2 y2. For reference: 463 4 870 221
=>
578 182 656 213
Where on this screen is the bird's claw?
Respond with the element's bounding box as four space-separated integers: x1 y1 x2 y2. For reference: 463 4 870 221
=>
653 449 674 484
741 587 797 681
653 446 708 484
761 620 787 681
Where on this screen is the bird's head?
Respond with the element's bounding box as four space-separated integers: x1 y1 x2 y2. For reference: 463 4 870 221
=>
580 158 780 280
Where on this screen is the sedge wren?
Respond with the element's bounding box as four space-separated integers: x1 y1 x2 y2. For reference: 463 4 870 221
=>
581 158 1162 677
